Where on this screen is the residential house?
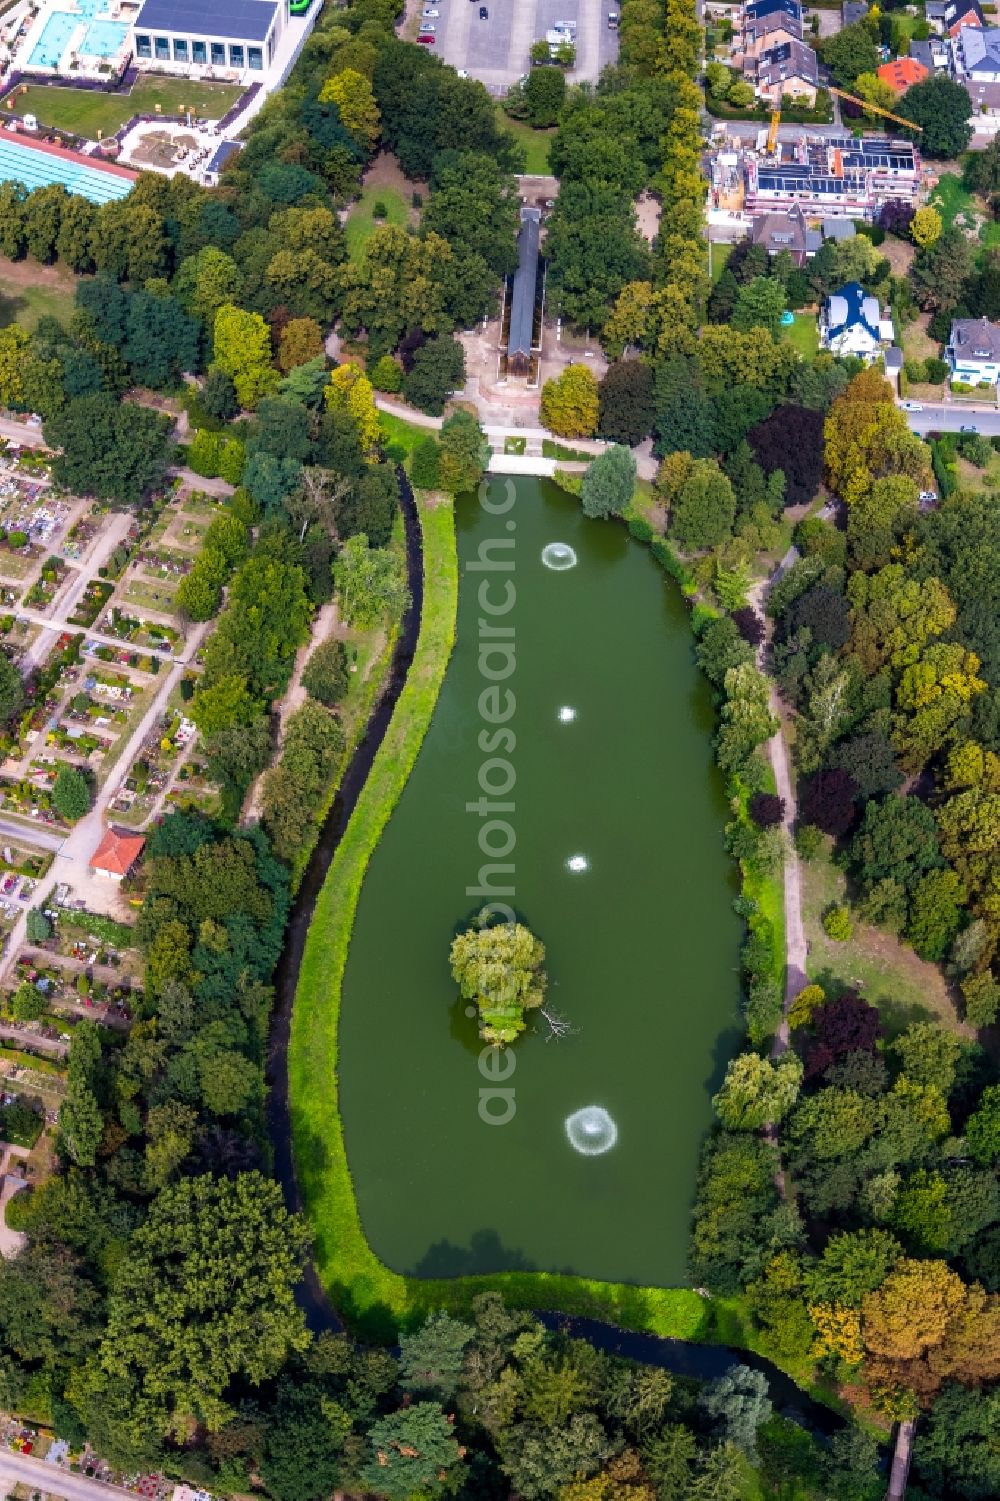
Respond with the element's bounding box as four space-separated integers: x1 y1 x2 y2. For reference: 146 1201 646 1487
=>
946 316 1000 384
925 0 949 28
951 25 1000 113
755 38 819 103
750 206 821 264
944 0 984 36
909 36 951 73
820 281 892 359
877 56 929 92
91 827 146 881
741 0 803 64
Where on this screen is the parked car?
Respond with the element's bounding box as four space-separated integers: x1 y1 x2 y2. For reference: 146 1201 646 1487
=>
422 6 439 13
901 401 923 411
420 21 436 28
479 5 488 13
918 490 938 503
417 31 435 40
608 9 619 24
960 424 979 433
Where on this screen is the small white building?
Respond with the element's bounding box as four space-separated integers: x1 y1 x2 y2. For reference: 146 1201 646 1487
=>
820 281 892 360
947 315 1000 385
132 0 283 76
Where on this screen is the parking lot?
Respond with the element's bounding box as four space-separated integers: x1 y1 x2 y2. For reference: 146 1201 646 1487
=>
422 0 619 89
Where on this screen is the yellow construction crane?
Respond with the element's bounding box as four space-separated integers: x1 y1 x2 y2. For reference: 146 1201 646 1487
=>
826 85 923 133
766 89 921 155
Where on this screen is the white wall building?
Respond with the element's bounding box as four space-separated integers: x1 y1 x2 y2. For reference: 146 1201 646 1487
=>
131 0 283 76
947 316 1000 385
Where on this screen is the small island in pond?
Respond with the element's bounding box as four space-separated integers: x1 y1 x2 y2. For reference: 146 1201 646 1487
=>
449 910 547 1045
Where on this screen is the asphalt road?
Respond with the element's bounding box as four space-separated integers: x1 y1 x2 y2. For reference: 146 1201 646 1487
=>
903 403 1000 436
0 1453 137 1501
432 0 618 88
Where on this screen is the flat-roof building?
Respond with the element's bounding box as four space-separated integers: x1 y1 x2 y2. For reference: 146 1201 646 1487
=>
132 0 284 76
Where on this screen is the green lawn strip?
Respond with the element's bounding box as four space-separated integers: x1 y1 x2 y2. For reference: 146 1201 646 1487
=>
800 842 959 1036
709 241 733 283
378 410 436 462
496 110 554 175
928 173 978 234
345 185 409 263
0 269 76 332
288 495 707 1343
780 314 819 360
542 438 593 461
3 79 244 138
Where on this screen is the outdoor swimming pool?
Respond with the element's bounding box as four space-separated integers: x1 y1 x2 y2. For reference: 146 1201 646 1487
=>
28 0 128 67
0 137 133 203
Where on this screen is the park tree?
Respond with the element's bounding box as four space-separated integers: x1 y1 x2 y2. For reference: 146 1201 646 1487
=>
911 205 943 249
965 1084 1000 1165
821 20 880 88
361 1402 466 1500
334 533 409 629
213 304 279 410
715 663 778 773
0 654 25 728
522 66 566 127
45 394 172 506
438 409 488 494
89 1173 309 1439
173 246 243 325
423 152 520 279
732 277 786 338
900 74 973 158
52 766 92 822
580 444 636 520
450 911 547 1044
698 1365 772 1457
278 318 325 375
541 364 600 438
545 181 651 330
55 193 95 273
712 1052 803 1131
399 1311 475 1399
302 638 349 707
402 336 465 415
748 405 824 508
319 68 381 150
669 459 736 552
597 360 655 446
325 365 382 455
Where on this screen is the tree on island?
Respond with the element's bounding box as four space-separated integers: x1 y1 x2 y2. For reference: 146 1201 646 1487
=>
449 910 547 1045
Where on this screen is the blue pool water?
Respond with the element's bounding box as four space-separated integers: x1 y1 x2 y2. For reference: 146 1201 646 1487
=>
29 0 127 67
0 138 132 203
81 17 129 53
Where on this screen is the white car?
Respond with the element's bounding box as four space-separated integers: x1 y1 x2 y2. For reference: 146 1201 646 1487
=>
422 7 439 14
901 400 924 411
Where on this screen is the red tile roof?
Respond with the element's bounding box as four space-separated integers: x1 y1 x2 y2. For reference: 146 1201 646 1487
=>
90 828 145 876
877 58 929 90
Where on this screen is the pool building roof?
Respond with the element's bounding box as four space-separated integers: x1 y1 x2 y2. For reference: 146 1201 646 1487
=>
134 0 279 39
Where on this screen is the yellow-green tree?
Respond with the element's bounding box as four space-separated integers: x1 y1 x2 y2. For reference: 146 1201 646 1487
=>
911 205 943 249
324 364 382 456
319 67 381 149
278 318 325 374
540 364 599 438
213 304 278 411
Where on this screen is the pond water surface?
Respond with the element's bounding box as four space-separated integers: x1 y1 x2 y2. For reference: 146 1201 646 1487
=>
338 477 742 1286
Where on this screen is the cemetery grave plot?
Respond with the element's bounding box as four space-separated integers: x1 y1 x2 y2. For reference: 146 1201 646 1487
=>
68 578 114 628
23 556 71 612
110 700 202 826
94 605 181 655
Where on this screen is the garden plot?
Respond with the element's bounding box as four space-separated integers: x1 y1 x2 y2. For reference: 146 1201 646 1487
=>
110 703 202 826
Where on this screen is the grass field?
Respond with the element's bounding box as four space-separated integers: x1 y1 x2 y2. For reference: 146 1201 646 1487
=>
0 255 76 331
378 409 436 463
781 313 819 360
288 494 708 1342
929 172 978 234
709 240 733 283
801 843 962 1038
345 184 409 262
496 110 555 175
2 78 244 139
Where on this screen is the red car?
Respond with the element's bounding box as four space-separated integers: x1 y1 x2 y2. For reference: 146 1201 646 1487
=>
418 31 435 41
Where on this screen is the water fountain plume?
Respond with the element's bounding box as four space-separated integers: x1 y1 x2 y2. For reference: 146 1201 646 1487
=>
565 1106 618 1155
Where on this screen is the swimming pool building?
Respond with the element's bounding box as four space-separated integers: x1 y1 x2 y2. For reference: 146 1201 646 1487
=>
131 0 284 75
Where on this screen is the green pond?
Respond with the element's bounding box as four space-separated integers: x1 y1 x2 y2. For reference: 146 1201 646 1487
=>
339 477 742 1287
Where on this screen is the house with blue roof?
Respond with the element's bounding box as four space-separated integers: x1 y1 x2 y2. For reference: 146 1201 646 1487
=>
819 281 889 360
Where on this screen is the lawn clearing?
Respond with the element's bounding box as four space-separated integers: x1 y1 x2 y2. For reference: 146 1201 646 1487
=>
3 78 244 139
709 240 733 282
378 410 436 464
800 843 962 1037
496 110 554 175
0 254 76 331
781 313 819 359
929 172 978 233
345 184 409 263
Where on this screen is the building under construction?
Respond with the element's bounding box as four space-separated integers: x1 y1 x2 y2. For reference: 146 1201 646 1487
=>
743 135 920 217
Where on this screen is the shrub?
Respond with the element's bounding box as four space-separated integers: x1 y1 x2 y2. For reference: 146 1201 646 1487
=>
924 356 948 384
372 199 388 219
188 429 222 479
788 982 825 1029
7 530 28 549
218 437 245 486
302 638 349 707
4 1187 32 1231
53 765 92 822
410 437 441 490
794 823 824 861
25 909 51 944
749 792 784 828
823 904 853 941
370 355 403 394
